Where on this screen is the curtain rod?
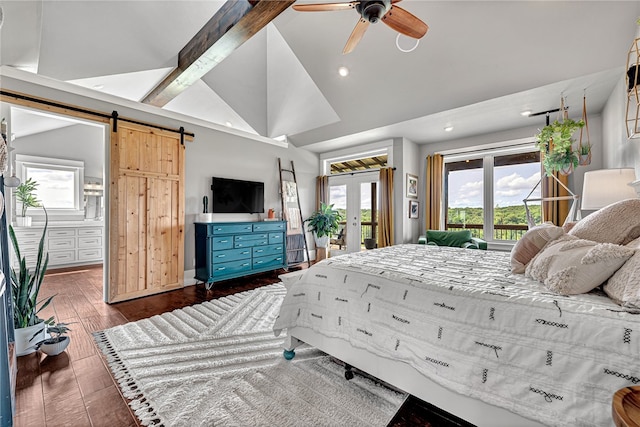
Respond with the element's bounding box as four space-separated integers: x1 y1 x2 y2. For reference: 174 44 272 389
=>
0 90 195 138
330 166 396 177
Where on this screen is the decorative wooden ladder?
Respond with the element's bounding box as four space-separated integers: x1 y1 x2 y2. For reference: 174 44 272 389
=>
278 159 311 268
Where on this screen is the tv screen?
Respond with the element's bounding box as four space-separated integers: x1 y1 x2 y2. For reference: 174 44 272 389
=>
211 177 264 214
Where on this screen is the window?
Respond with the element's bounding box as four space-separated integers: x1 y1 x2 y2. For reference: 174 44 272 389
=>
15 154 85 218
444 148 541 242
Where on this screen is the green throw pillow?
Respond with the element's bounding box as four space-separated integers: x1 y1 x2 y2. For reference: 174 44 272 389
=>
426 230 472 248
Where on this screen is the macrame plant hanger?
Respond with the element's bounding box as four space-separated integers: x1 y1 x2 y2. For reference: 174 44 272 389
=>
523 96 580 228
578 92 592 166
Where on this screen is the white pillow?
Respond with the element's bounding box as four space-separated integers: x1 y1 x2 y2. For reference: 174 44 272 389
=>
569 198 640 245
525 235 635 295
603 237 640 307
510 222 565 274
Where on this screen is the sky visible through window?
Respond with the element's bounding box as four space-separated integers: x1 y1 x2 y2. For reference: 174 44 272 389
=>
28 168 75 209
448 162 541 208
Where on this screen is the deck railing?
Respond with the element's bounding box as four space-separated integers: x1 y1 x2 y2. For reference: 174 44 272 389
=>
446 223 529 241
333 221 378 245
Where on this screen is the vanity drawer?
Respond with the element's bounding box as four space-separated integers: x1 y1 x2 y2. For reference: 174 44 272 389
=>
49 229 76 237
78 228 102 236
78 248 102 261
48 237 75 251
48 250 75 264
78 236 102 248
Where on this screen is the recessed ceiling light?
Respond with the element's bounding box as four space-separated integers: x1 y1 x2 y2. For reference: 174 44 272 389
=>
444 126 454 132
92 84 104 90
338 66 349 77
225 121 233 128
520 110 532 117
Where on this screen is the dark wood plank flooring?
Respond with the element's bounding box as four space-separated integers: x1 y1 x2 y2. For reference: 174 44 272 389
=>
14 265 470 427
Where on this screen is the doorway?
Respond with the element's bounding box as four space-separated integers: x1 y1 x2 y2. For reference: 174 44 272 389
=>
328 172 379 255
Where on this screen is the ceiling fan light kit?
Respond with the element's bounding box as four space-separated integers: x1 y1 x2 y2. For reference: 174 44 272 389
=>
292 0 428 54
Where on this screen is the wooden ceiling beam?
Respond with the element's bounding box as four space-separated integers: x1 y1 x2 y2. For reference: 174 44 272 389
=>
142 0 295 107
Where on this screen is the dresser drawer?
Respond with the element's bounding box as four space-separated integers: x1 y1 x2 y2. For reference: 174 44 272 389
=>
210 224 253 235
211 248 251 263
78 228 102 236
78 236 102 248
253 222 286 232
13 228 44 239
78 248 102 261
252 254 285 270
211 259 252 278
48 250 75 264
48 237 75 251
235 233 268 242
268 232 284 245
15 237 41 251
234 238 269 248
49 229 76 237
211 236 234 250
252 244 284 257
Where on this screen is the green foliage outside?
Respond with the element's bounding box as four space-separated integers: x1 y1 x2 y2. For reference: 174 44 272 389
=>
448 205 541 240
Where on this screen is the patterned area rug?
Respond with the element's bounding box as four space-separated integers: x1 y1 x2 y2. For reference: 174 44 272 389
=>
94 283 406 426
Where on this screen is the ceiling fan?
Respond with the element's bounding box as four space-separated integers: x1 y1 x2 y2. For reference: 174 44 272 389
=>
292 0 428 54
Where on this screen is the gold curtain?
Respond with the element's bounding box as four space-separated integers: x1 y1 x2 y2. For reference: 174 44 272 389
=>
541 158 570 226
425 154 444 230
378 167 394 248
315 175 328 211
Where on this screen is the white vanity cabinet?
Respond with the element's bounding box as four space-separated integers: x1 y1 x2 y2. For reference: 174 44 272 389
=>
11 223 104 269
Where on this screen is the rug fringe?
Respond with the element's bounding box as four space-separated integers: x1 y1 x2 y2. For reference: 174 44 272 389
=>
93 330 164 427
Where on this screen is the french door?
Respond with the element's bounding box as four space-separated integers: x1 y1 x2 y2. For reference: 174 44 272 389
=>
328 172 379 255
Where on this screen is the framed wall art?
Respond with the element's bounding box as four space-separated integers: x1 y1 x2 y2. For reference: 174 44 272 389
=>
406 173 418 198
409 200 419 219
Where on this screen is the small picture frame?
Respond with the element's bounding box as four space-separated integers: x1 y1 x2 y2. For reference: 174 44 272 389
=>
409 200 419 219
406 173 418 198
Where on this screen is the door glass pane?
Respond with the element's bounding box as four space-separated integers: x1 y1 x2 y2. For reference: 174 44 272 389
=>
446 160 484 238
493 152 541 241
360 182 378 250
329 185 347 251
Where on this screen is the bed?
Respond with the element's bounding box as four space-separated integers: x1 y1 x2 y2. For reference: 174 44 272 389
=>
273 243 640 427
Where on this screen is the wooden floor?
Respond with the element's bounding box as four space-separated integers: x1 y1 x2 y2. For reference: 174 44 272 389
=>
14 265 469 427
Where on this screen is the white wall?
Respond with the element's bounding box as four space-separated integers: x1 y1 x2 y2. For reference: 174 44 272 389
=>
0 73 319 277
602 77 640 173
399 138 420 244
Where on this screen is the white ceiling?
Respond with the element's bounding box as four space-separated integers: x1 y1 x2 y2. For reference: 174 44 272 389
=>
1 1 638 153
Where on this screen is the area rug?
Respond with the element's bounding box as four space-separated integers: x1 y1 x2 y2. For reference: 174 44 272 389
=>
93 283 407 426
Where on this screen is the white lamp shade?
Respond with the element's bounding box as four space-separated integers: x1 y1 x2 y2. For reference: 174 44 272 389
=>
581 168 638 210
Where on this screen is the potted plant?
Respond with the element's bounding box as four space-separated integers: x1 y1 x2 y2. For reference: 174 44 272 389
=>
535 118 585 176
15 177 40 226
305 202 343 248
10 208 51 356
578 142 592 166
31 320 72 356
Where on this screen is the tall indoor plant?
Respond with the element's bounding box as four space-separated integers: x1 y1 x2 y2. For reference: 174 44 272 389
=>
305 202 343 248
15 177 40 226
10 207 52 355
535 118 585 176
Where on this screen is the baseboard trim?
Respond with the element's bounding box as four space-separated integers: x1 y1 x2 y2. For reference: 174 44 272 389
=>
184 269 197 287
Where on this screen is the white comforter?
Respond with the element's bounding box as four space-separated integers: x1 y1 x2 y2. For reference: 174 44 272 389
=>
273 244 640 427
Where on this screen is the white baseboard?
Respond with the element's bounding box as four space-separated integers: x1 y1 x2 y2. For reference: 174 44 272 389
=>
184 269 197 286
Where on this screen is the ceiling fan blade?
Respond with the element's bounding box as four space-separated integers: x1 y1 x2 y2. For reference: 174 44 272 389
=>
343 18 370 54
381 5 428 39
292 2 358 12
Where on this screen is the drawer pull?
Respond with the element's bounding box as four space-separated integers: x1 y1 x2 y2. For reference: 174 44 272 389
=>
220 240 228 243
242 251 250 255
242 263 250 267
256 260 263 264
255 250 263 253
217 254 226 258
216 267 226 271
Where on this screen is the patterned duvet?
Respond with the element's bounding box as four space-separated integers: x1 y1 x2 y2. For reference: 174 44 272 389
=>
273 244 640 427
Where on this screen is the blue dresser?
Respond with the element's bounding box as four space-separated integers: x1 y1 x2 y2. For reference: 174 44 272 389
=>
195 221 287 285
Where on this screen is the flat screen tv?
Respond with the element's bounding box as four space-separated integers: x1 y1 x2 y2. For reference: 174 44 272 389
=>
211 177 264 214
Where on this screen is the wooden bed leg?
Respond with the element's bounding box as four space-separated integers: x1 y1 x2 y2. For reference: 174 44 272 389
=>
283 335 303 360
344 364 354 380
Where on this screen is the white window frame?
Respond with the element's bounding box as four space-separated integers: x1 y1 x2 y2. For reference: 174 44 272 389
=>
15 154 85 218
441 138 538 248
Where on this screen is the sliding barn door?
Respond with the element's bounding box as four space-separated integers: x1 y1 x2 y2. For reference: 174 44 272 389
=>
109 122 185 303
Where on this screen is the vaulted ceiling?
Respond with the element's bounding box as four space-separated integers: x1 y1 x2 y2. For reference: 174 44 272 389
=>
1 1 638 153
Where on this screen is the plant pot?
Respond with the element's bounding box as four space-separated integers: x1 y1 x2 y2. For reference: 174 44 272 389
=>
15 322 46 356
16 216 32 227
364 238 376 250
559 163 574 176
39 336 70 356
314 233 329 248
579 152 592 166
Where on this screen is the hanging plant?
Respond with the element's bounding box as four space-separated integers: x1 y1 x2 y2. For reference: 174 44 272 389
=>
535 118 585 176
577 94 592 166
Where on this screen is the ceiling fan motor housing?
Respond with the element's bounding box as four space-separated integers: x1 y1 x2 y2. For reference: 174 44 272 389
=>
357 0 391 24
